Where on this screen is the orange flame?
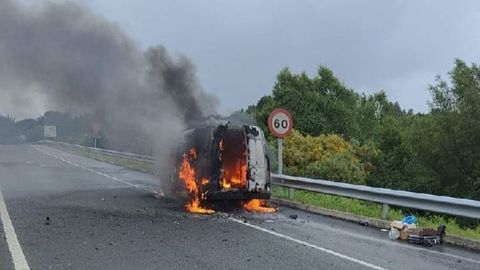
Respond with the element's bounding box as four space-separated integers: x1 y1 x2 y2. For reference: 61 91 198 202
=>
178 148 214 214
242 199 277 213
220 139 247 190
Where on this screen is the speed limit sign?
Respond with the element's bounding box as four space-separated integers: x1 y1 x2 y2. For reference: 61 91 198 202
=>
268 108 293 138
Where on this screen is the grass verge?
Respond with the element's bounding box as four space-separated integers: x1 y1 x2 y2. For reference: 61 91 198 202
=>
54 145 154 174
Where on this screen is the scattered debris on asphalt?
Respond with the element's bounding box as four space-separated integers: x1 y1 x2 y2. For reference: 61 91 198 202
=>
45 216 50 225
152 191 164 199
402 215 417 225
289 214 298 220
359 220 369 226
388 214 446 247
390 220 417 240
388 228 400 240
408 225 446 247
419 228 438 236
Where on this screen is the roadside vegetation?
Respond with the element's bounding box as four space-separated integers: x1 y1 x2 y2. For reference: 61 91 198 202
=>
64 147 153 173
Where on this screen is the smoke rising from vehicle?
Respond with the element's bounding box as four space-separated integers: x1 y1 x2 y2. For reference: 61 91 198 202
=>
0 0 217 193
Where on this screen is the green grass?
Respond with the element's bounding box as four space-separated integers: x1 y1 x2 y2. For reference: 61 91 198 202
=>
55 146 154 173
273 187 480 240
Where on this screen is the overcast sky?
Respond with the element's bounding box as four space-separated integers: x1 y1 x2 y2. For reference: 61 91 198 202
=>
24 0 480 115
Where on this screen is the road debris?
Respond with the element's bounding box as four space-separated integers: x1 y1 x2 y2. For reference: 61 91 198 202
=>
408 225 446 247
389 220 418 240
289 214 298 220
402 215 417 225
388 228 400 240
419 228 438 236
389 214 446 247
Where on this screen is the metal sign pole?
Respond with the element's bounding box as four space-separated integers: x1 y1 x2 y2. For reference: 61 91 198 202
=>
278 138 294 199
277 138 283 175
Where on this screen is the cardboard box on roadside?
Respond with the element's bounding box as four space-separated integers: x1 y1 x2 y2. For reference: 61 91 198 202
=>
391 221 418 240
400 224 418 240
391 221 405 230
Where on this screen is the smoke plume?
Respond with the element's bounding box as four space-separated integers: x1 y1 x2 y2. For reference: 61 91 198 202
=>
0 0 217 193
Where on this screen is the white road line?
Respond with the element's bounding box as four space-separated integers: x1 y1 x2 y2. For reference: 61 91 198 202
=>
0 183 30 270
229 217 390 270
32 146 153 192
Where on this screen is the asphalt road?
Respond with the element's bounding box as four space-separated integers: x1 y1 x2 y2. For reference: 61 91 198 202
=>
0 144 479 270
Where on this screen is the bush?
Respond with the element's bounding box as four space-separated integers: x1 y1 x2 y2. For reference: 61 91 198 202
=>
283 130 378 184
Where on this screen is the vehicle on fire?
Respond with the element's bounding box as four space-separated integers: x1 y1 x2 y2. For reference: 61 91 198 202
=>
173 122 272 208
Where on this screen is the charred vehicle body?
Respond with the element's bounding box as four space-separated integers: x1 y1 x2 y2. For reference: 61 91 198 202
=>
175 123 271 206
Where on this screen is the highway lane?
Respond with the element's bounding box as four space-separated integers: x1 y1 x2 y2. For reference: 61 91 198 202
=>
0 144 479 270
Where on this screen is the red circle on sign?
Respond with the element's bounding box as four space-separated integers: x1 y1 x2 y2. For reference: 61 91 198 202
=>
268 108 293 138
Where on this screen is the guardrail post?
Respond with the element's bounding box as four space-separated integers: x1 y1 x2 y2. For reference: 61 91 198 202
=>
382 203 389 220
288 187 295 199
278 139 294 199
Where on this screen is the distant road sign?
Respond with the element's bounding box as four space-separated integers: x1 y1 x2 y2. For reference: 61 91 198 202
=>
268 108 293 138
44 125 57 138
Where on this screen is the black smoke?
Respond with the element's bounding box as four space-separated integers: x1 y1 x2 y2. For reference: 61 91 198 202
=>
0 0 217 192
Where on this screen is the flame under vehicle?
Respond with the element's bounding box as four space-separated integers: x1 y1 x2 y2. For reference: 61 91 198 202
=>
174 123 272 205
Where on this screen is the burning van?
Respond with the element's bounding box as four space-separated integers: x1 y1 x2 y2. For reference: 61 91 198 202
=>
174 122 272 213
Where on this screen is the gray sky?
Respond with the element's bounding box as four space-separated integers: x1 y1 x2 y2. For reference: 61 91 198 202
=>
17 0 480 116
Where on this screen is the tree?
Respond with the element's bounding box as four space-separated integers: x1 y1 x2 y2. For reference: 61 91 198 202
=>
249 67 360 138
422 59 480 199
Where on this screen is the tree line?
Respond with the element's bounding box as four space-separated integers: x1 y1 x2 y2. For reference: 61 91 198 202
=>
248 59 480 200
0 111 95 145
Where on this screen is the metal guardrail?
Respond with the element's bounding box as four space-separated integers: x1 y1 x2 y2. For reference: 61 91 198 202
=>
37 140 480 219
271 174 480 219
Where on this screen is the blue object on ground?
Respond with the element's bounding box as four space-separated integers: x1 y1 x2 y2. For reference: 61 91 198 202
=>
402 215 417 224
